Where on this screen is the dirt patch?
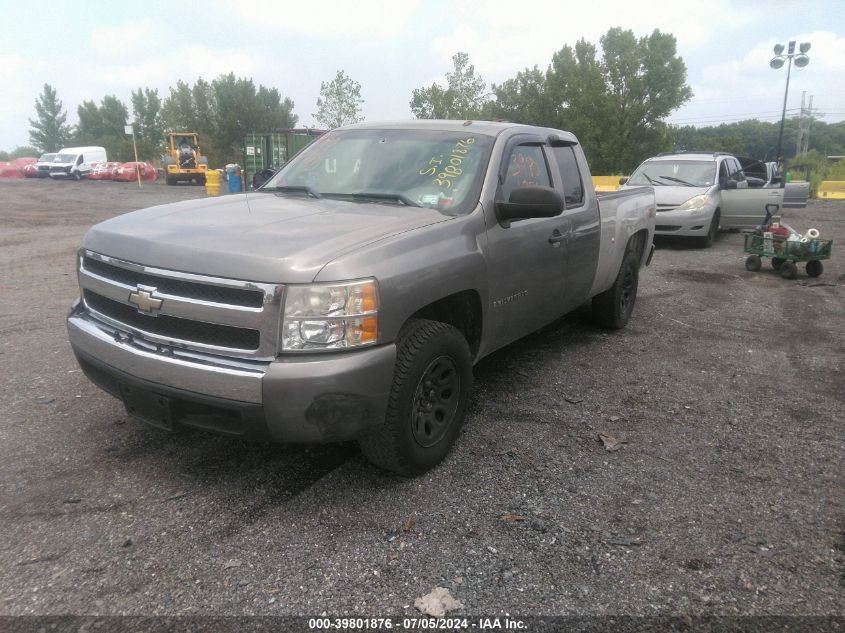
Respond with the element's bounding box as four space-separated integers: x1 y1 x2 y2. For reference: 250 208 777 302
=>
0 180 843 617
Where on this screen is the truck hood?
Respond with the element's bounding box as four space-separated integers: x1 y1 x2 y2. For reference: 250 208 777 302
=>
82 192 451 283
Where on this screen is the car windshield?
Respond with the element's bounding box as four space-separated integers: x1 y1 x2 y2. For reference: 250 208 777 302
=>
54 154 77 163
628 159 715 187
261 129 494 215
38 154 55 162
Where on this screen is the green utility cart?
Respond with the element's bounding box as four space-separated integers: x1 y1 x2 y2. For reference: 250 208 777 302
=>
743 232 833 279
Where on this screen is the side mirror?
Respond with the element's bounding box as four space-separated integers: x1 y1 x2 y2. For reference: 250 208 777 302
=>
496 186 564 225
724 180 737 190
619 177 628 185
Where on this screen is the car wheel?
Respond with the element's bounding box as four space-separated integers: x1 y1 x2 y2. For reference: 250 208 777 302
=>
771 257 784 270
780 261 798 279
358 319 472 476
73 171 81 181
745 255 762 272
592 248 639 329
697 210 720 248
806 260 823 277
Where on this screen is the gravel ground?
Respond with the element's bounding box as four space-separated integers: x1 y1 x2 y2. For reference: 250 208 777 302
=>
0 179 842 618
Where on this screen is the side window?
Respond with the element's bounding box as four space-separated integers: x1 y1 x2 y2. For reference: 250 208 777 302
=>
552 146 584 207
501 144 551 201
718 161 729 185
729 158 745 182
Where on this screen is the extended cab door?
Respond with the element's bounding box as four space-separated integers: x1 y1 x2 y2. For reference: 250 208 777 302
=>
719 157 782 229
548 142 600 313
484 136 567 348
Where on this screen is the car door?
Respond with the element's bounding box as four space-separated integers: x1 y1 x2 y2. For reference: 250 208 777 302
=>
719 157 783 229
484 136 567 348
549 143 600 313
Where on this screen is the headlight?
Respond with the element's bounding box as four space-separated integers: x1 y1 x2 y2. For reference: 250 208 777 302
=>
281 279 378 351
676 194 712 212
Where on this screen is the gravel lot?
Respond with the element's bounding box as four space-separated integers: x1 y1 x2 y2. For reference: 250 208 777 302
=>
0 179 842 618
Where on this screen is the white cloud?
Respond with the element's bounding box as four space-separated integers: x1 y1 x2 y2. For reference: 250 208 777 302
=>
90 22 157 53
226 0 424 37
427 0 757 81
670 30 845 125
89 45 262 87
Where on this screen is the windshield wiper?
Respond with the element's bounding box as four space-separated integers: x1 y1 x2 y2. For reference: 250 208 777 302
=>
261 185 322 198
640 173 660 186
656 175 695 187
324 192 421 207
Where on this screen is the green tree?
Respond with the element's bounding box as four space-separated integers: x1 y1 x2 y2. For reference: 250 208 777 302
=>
483 66 555 125
314 70 364 129
28 83 71 152
160 75 298 165
131 88 163 142
75 95 133 161
411 52 487 119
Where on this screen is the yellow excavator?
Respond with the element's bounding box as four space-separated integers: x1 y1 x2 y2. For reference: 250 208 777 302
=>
163 132 208 185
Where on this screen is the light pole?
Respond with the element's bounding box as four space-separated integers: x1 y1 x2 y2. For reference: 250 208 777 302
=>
770 40 811 165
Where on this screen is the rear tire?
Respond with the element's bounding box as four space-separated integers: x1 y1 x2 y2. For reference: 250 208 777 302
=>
358 319 472 476
592 248 639 329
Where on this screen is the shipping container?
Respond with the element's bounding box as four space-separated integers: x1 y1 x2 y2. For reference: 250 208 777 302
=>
242 128 325 189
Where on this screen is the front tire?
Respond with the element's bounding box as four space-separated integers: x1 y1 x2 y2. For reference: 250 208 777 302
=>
358 319 472 476
592 248 639 329
697 210 720 248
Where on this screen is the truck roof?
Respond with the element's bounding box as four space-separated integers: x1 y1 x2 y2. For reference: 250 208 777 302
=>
339 119 579 144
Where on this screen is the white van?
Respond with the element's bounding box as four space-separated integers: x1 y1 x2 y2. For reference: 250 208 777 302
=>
49 146 107 180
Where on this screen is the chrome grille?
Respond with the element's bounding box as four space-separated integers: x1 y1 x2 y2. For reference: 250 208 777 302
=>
83 291 260 350
82 256 264 307
78 250 283 360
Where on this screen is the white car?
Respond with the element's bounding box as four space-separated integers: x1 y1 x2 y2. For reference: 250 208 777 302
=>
620 152 785 247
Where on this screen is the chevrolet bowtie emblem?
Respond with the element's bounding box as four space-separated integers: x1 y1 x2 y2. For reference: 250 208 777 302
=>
128 287 163 314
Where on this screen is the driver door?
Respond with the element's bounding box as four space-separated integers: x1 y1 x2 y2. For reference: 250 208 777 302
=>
484 137 567 349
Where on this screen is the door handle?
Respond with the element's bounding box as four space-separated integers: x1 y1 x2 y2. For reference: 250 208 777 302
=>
548 229 565 244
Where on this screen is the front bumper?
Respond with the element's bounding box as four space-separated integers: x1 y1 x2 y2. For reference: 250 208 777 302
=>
653 206 715 237
67 307 396 443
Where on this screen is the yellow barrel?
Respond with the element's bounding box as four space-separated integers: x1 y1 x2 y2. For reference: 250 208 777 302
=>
205 170 221 196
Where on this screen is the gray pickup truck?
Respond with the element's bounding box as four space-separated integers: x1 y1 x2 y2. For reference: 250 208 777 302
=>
68 120 655 475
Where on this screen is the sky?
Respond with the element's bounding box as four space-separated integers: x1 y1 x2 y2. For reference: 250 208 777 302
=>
1 0 843 151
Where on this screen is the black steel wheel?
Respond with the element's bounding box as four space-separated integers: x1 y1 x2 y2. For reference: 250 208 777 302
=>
806 260 823 277
780 260 798 279
410 356 460 448
593 248 639 329
771 257 785 270
745 255 762 272
358 319 472 476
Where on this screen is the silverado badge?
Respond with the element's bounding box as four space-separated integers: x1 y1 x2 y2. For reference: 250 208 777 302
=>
128 287 163 314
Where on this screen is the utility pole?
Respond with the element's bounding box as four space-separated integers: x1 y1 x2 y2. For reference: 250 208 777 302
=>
796 92 814 156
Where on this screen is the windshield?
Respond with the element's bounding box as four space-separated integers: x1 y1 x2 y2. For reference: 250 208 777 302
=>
38 154 56 163
262 129 494 215
54 154 77 163
628 159 716 187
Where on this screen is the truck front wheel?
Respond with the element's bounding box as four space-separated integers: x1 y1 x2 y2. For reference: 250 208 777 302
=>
592 249 639 329
358 319 472 476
